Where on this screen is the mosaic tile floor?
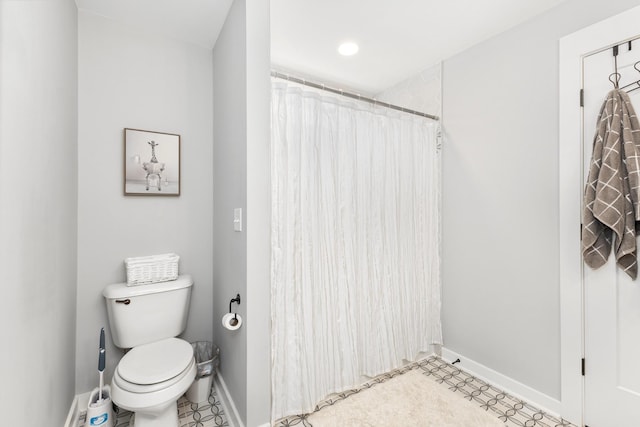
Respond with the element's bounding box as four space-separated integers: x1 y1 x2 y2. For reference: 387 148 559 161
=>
275 355 578 427
79 386 229 427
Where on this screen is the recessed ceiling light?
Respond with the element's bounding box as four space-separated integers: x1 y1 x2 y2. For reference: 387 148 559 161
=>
338 42 359 56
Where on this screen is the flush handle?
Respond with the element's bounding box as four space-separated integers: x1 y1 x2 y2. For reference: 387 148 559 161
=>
116 299 131 305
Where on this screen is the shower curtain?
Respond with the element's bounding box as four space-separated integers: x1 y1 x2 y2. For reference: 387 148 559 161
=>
271 81 442 420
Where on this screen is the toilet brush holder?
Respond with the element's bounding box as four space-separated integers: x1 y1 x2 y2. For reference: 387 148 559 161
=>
86 385 114 427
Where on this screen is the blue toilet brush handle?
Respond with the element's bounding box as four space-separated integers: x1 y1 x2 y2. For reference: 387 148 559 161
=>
98 327 106 402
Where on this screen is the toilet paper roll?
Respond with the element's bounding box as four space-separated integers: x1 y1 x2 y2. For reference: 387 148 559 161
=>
222 312 242 331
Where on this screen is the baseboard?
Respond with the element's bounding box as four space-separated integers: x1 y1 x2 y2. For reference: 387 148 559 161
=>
441 347 562 417
64 391 92 427
214 370 245 427
64 395 79 427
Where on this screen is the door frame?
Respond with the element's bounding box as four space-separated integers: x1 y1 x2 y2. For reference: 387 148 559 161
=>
559 5 640 425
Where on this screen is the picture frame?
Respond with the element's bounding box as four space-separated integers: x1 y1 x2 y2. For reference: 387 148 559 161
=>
124 128 180 196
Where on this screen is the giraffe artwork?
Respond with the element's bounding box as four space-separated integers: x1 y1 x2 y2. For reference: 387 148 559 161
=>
124 128 181 196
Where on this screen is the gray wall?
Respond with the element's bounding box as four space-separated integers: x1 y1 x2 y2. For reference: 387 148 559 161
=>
377 63 442 120
245 0 271 423
0 0 78 423
213 0 271 424
76 10 214 393
442 0 640 400
213 0 249 421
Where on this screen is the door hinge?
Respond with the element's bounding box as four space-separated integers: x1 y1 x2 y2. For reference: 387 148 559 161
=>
581 358 585 376
580 89 584 107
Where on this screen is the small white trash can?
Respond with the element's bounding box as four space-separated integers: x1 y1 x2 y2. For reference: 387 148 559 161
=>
186 341 219 403
186 375 213 403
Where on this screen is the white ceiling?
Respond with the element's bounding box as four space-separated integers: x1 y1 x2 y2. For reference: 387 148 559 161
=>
271 0 569 94
75 0 569 95
75 0 233 49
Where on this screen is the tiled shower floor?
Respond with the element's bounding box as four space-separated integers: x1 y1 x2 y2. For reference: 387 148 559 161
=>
275 355 578 427
79 386 229 427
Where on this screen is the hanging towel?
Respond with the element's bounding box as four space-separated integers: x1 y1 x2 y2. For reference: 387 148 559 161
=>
583 89 640 279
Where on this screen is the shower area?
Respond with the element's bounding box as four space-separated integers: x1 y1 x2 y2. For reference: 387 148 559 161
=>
269 66 444 420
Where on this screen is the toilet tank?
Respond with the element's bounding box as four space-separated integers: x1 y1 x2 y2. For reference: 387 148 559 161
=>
103 275 193 348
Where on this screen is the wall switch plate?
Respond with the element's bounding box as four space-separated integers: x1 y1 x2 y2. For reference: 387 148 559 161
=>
233 208 242 232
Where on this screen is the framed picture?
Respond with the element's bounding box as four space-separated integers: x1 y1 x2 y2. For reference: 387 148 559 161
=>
124 128 180 196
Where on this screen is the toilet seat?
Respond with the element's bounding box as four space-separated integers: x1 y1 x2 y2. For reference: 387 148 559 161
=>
114 338 195 393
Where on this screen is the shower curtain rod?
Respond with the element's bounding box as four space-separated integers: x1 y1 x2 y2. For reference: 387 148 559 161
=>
271 71 440 121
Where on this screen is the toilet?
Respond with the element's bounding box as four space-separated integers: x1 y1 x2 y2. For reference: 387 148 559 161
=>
103 275 196 427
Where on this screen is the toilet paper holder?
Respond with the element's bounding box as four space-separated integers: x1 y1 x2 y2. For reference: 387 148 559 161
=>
228 294 241 326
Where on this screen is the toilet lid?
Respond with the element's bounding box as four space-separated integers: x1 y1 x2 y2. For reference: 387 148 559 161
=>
117 338 193 385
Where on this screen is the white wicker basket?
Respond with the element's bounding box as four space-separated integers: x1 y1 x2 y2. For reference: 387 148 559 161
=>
125 253 180 286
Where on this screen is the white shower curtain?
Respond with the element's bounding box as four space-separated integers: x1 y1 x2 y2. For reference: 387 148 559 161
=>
271 81 442 420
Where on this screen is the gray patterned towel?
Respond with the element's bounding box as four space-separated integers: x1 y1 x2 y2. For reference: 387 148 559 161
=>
583 89 640 279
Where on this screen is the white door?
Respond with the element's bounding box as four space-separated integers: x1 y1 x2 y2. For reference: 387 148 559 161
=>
583 44 640 427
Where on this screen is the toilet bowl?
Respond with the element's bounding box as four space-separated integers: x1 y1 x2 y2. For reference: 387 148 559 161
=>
103 275 195 427
111 338 196 427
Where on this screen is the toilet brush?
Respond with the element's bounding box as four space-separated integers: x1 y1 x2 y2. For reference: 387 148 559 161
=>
99 328 105 402
86 328 113 427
